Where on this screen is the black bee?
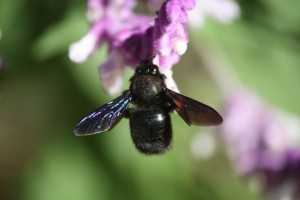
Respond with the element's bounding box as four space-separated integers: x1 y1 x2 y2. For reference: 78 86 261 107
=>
74 60 223 154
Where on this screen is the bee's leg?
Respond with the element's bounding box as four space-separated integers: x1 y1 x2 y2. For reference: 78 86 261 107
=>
124 108 133 118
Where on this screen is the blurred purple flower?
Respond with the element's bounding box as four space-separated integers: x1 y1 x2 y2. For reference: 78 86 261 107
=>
220 89 300 199
69 0 196 94
188 0 240 28
191 131 216 160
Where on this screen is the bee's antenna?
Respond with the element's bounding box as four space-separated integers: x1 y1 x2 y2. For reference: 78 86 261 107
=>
132 47 157 63
132 47 143 62
149 53 156 61
136 54 143 62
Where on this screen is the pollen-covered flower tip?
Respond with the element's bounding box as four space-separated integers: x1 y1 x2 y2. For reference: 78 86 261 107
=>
173 39 187 55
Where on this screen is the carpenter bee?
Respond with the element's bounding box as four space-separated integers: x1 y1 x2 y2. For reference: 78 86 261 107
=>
74 60 223 154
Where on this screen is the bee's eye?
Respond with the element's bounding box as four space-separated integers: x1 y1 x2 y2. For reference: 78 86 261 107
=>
151 68 157 75
137 68 142 74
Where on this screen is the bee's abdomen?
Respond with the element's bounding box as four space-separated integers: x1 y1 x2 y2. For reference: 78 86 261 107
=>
129 109 172 154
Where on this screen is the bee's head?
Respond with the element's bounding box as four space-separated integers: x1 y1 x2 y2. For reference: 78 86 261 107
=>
135 60 159 76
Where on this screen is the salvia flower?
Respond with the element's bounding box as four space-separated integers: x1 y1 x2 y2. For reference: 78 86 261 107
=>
69 0 196 94
191 45 300 199
220 89 300 200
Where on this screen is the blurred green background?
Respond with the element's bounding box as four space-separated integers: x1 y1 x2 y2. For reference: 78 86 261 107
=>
0 0 300 200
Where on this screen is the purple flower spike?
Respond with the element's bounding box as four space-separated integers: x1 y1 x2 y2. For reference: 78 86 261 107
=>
153 0 194 69
219 89 300 199
69 0 196 94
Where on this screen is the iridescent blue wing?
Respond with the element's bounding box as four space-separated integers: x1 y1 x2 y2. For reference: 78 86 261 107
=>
74 91 132 136
166 89 223 126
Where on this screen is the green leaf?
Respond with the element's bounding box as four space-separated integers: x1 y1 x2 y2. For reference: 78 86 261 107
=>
22 137 111 200
31 7 88 61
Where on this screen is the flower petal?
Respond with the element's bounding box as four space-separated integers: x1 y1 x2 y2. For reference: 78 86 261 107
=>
159 68 179 92
87 0 104 22
179 0 196 10
99 50 125 95
69 23 104 63
172 23 188 55
200 0 240 24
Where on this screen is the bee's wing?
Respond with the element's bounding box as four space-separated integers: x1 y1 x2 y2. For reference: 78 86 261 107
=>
166 89 223 126
74 91 132 136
